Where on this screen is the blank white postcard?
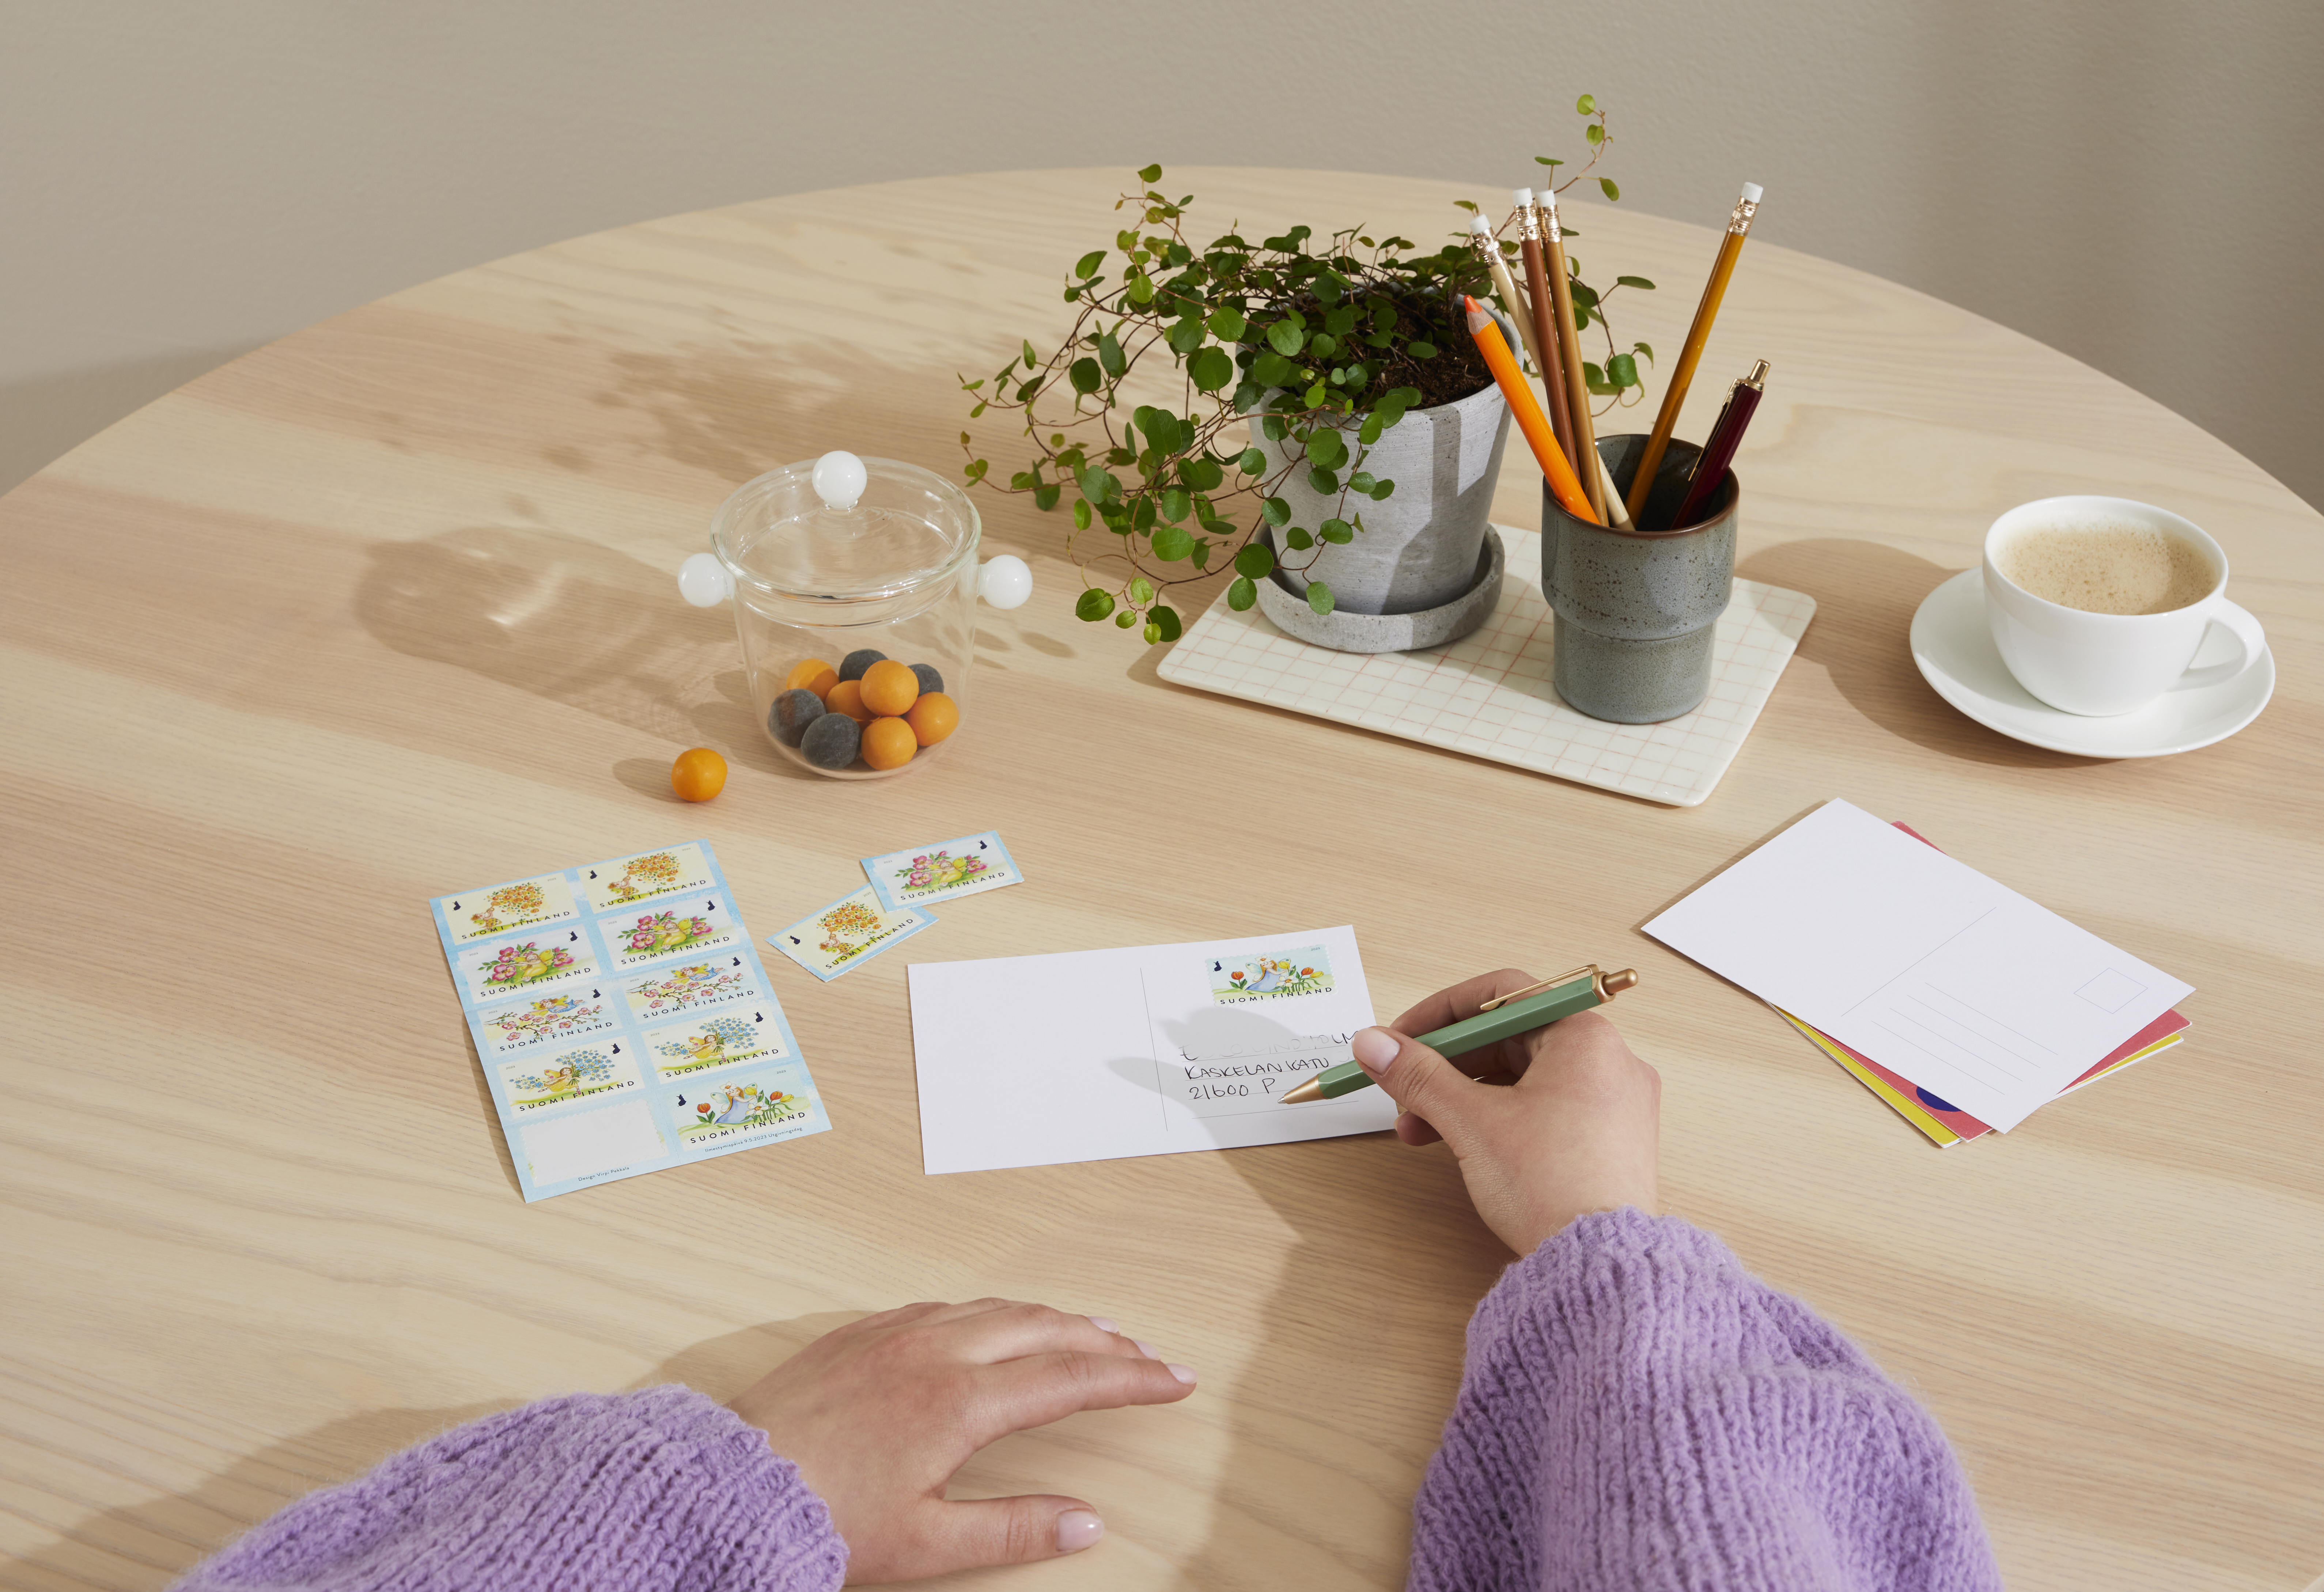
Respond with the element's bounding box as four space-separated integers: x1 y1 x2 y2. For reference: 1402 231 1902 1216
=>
1643 799 2192 1132
907 925 1394 1174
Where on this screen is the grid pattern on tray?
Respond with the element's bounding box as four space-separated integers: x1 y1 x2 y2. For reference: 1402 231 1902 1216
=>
1157 524 1816 807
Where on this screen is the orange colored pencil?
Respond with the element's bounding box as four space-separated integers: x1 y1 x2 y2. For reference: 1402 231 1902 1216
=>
1464 296 1596 523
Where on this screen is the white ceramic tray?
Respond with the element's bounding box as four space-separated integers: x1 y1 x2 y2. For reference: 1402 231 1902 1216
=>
1157 524 1816 807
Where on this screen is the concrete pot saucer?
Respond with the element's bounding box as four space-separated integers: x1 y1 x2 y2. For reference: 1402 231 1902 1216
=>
1252 525 1504 654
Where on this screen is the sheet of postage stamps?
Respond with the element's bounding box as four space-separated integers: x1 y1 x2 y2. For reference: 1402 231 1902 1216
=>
861 831 1023 912
767 884 936 982
429 839 830 1201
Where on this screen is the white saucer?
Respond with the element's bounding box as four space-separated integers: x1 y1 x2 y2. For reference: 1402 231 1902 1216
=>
1909 569 2273 758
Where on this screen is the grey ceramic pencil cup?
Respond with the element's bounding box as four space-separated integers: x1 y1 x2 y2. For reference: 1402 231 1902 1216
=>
1541 433 1736 723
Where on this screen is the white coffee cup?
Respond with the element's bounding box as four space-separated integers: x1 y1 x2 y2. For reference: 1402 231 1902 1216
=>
1983 496 2266 717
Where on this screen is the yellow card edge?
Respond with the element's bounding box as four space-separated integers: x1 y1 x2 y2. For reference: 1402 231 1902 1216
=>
1772 1006 1961 1146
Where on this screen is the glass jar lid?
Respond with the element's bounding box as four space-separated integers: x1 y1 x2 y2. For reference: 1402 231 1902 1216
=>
709 452 980 606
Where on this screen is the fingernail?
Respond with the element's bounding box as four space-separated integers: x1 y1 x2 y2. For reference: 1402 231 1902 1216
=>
1352 1028 1398 1073
1087 1316 1119 1334
1167 1362 1197 1385
1133 1339 1159 1358
1056 1508 1104 1553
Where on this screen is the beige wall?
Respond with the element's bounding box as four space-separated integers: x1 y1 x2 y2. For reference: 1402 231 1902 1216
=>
6 1 2317 510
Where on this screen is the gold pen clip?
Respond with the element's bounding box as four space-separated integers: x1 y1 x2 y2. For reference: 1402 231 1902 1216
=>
1478 964 1599 1011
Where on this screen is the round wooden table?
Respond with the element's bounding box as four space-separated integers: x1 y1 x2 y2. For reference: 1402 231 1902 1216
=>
3 170 2317 1592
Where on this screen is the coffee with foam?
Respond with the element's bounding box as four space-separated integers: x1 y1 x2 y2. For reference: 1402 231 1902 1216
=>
1995 518 2215 616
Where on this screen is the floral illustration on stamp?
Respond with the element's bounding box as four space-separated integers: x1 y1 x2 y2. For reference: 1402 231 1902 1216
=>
1208 947 1336 1004
654 1013 768 1076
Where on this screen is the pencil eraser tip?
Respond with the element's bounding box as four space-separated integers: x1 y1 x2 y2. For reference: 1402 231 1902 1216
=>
1741 182 1764 204
1467 214 1490 233
1511 187 1533 205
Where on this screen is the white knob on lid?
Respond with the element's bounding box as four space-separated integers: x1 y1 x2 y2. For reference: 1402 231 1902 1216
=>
977 554 1032 609
678 552 733 607
811 450 868 511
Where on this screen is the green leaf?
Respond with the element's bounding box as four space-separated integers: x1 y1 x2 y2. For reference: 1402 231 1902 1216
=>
1358 414 1384 446
1207 306 1246 340
1189 542 1210 569
1251 351 1297 388
1634 340 1654 363
1073 251 1104 280
1159 486 1191 522
1261 496 1291 526
1180 455 1224 491
1234 543 1275 579
1583 360 1613 394
1189 346 1234 391
1599 177 1620 202
1227 576 1258 611
1408 340 1438 360
1266 321 1304 357
1132 495 1155 530
1607 353 1639 388
1116 610 1136 628
1143 621 1161 643
1369 478 1395 500
1575 93 1596 114
1072 498 1093 528
1306 580 1335 616
1070 357 1101 394
1138 163 1162 183
1348 470 1376 493
1127 274 1155 304
1167 317 1205 355
1151 525 1195 561
1320 518 1354 544
1021 340 1039 368
1098 332 1127 378
1585 123 1603 146
1129 576 1155 605
1303 380 1327 408
1284 527 1314 550
1237 447 1267 475
1454 198 1479 213
1033 483 1060 511
1076 588 1116 622
1616 275 1655 290
1534 155 1563 167
1151 605 1183 642
1308 466 1339 493
1305 430 1347 470
1080 466 1119 504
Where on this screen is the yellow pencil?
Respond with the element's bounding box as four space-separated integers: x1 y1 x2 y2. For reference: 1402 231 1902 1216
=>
1624 182 1763 524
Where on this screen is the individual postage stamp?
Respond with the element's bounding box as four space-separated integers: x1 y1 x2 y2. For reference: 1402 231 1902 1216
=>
669 1065 826 1155
1205 945 1337 1004
440 871 579 944
496 1039 647 1115
577 843 718 916
861 831 1022 912
601 894 742 973
456 928 597 1005
475 985 624 1060
621 956 758 1021
768 885 936 982
645 1007 791 1079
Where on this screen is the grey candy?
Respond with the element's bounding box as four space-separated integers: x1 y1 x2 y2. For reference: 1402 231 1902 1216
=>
1542 433 1736 723
1255 526 1505 653
1250 376 1513 617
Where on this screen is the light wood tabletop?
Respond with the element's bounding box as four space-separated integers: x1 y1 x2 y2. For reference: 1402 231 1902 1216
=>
2 168 2318 1592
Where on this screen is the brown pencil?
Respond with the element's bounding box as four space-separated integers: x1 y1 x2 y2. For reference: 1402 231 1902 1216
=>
1623 182 1763 525
1515 190 1578 473
1537 188 1616 525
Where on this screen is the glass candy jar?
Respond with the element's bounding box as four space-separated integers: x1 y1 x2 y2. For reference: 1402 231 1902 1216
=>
679 451 1030 778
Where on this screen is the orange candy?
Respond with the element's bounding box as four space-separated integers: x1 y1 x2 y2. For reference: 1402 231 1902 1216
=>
825 679 875 723
669 747 727 802
782 658 839 702
861 716 917 770
859 659 919 717
904 691 958 746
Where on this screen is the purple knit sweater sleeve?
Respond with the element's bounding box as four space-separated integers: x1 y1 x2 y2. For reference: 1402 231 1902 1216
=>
1408 1208 2001 1592
174 1384 844 1592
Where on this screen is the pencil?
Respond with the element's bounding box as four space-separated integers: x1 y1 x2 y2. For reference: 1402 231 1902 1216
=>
1514 191 1579 474
1623 182 1763 525
1462 296 1596 523
1467 215 1545 380
1537 188 1622 527
1665 359 1768 531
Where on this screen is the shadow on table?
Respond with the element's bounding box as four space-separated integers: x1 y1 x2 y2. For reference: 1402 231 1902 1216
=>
353 524 815 781
0 1314 868 1590
1736 537 2104 770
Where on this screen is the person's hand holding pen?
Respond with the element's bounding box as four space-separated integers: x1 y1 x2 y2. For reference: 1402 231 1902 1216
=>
1351 969 1662 1255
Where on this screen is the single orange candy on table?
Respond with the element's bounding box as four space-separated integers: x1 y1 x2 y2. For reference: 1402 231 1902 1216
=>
860 716 917 770
669 747 727 802
825 679 875 723
858 659 919 717
904 691 958 746
782 658 839 702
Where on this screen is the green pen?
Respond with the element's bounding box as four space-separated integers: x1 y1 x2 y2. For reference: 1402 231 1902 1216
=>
1280 965 1638 1103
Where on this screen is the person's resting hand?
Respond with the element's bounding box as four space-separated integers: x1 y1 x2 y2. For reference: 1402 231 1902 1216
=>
728 1299 1196 1584
1353 968 1660 1255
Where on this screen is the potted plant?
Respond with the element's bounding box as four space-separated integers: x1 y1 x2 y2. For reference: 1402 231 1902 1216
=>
961 97 1653 645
